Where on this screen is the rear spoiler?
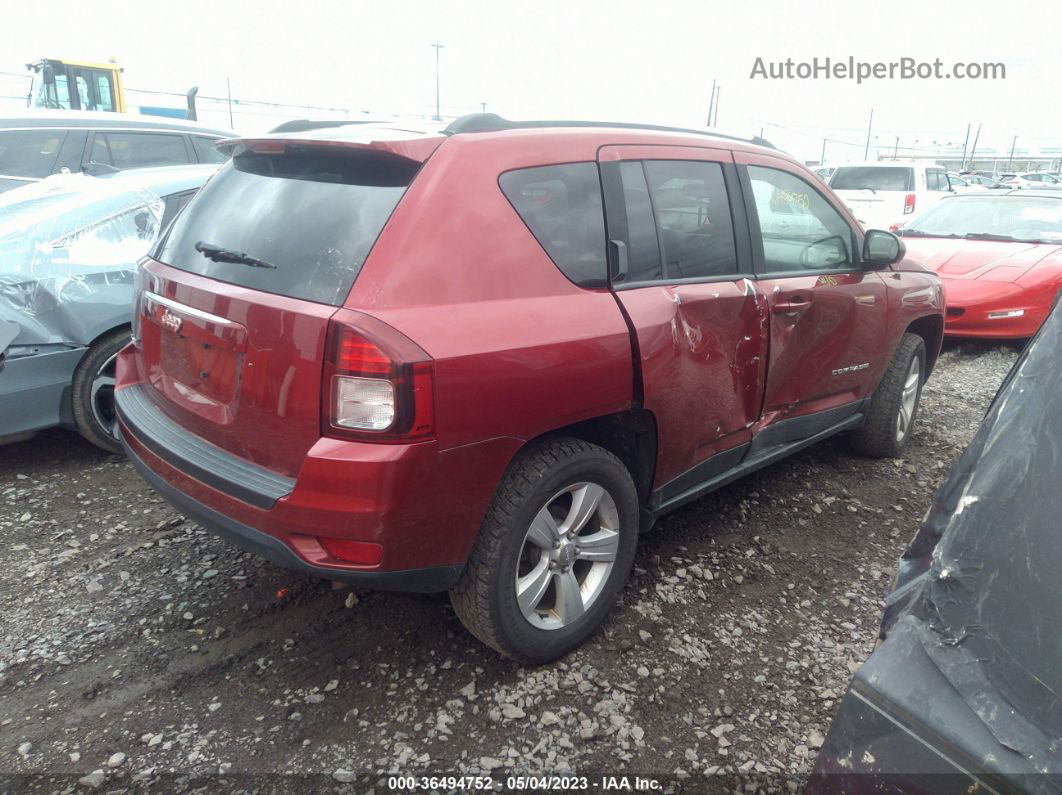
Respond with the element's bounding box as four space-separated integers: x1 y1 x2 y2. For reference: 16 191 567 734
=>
216 132 444 163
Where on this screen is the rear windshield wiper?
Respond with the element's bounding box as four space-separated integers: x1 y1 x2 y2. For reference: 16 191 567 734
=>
195 241 277 269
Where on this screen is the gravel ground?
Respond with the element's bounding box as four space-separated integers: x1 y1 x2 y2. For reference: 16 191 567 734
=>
0 340 1019 793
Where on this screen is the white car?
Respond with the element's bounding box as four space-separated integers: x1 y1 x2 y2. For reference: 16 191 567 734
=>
946 173 989 193
828 161 954 229
999 172 1062 190
811 165 836 182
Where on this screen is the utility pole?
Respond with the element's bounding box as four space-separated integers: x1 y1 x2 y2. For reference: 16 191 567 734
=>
480 102 486 113
1008 135 1018 169
894 136 899 159
820 139 827 165
431 43 444 121
864 108 874 159
226 77 234 128
707 80 716 127
968 122 982 172
959 123 971 170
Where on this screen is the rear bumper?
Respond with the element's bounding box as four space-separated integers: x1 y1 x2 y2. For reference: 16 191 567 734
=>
122 436 463 592
115 367 523 591
0 347 84 442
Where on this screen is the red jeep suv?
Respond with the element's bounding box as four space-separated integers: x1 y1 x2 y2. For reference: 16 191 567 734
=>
116 115 944 663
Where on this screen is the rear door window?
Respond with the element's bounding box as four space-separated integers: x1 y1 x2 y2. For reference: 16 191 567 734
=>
499 163 607 287
643 160 737 279
927 169 950 191
90 132 191 169
830 166 915 192
153 146 419 305
0 130 67 178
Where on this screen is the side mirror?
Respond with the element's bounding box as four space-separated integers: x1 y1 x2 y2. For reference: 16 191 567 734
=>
862 229 906 269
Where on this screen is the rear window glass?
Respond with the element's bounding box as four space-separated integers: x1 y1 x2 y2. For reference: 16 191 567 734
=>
499 163 607 287
191 136 228 164
91 132 190 169
0 130 66 178
153 147 418 305
830 166 914 192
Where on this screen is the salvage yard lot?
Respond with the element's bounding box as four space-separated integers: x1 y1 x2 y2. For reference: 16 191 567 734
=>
0 342 1018 790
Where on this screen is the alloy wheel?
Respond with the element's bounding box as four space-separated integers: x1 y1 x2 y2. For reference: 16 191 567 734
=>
514 482 620 630
895 355 921 443
89 352 119 441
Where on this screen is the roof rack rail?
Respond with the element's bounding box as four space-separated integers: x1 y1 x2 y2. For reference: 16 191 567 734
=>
443 113 775 149
268 119 380 134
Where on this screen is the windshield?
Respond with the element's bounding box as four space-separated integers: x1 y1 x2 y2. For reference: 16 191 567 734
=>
830 166 914 192
901 196 1062 243
153 146 419 305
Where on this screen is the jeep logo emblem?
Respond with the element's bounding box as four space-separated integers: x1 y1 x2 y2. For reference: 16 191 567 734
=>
160 309 183 334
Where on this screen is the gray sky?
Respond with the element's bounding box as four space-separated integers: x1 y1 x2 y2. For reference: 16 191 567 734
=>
3 0 1060 161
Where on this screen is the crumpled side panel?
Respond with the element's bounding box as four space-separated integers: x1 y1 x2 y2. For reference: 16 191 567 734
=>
0 174 162 353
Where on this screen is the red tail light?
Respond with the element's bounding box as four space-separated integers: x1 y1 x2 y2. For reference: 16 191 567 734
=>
903 193 916 214
321 309 434 442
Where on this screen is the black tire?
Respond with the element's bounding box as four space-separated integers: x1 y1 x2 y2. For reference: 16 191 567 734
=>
71 328 129 453
849 332 926 459
450 437 639 664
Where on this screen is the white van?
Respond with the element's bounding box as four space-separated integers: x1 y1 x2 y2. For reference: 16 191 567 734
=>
828 161 954 230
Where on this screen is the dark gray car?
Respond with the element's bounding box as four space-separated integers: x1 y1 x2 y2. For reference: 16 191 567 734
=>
808 295 1062 794
0 110 232 193
0 164 216 451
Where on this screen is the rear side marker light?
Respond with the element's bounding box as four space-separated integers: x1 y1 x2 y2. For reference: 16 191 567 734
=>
903 193 916 214
318 537 383 565
987 309 1025 319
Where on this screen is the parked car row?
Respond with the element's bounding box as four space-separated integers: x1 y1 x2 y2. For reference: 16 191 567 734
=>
819 161 1062 339
0 110 231 193
3 112 1052 667
0 111 1051 789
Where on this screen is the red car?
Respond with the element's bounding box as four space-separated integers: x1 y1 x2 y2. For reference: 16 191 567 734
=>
116 115 944 662
896 191 1062 338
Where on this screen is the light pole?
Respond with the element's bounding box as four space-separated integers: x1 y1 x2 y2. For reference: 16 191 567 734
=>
968 122 982 172
431 43 444 121
1008 135 1018 170
864 108 874 159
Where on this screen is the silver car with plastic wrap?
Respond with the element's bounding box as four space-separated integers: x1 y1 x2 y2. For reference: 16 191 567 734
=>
0 164 216 451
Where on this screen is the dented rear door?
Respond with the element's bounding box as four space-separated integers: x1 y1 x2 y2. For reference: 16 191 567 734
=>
598 145 769 491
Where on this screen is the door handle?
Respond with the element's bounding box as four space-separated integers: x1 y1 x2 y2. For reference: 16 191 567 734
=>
773 295 813 314
608 239 629 281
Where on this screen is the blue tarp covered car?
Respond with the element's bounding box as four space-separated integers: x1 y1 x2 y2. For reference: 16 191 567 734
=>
0 164 215 451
